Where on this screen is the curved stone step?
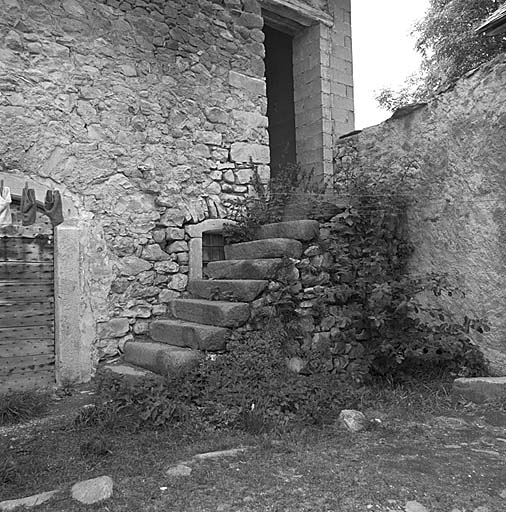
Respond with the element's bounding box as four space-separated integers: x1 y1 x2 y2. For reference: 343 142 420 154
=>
188 279 268 302
206 258 283 280
150 319 230 350
169 299 250 327
224 238 302 260
256 220 319 241
123 341 201 377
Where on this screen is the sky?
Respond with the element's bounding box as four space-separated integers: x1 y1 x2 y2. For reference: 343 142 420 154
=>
351 0 430 129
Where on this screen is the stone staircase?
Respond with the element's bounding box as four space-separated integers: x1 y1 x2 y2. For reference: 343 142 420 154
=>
119 220 319 377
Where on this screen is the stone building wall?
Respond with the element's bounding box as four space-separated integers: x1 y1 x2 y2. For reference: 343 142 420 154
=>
0 0 272 375
0 0 353 381
333 54 506 361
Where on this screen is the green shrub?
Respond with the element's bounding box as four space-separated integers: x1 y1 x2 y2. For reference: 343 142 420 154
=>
88 373 195 430
0 391 50 426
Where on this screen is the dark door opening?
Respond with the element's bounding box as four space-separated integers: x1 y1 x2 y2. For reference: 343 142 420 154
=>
263 25 297 182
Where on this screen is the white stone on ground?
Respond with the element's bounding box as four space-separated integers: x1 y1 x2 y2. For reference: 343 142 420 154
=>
166 464 192 477
0 490 58 511
192 448 248 460
71 475 113 504
405 501 429 512
338 410 368 432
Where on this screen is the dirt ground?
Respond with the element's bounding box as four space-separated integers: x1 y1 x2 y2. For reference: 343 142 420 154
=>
1 387 506 512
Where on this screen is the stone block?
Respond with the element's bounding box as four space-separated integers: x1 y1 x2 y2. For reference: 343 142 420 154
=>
97 318 129 339
120 256 152 276
167 240 188 252
235 168 253 184
188 279 268 302
169 299 250 327
124 341 202 376
453 377 506 403
169 273 188 291
166 227 185 241
71 476 113 505
149 320 230 351
154 261 179 273
159 289 180 303
228 70 266 96
230 142 269 164
225 238 303 260
206 258 283 280
256 220 319 241
142 245 171 261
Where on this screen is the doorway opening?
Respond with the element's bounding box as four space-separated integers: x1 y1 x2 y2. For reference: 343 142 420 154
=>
263 24 297 184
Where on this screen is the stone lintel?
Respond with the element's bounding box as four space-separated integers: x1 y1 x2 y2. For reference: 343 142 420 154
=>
261 0 333 27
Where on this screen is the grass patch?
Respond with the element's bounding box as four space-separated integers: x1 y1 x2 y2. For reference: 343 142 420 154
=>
2 379 506 511
0 390 50 426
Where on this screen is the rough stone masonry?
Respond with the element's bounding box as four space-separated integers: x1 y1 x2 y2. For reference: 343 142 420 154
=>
0 0 354 381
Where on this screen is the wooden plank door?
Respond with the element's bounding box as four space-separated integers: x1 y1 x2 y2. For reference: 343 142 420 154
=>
0 201 55 393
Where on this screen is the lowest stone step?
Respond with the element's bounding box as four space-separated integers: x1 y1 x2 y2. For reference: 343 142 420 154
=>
123 341 201 377
150 319 230 351
188 279 268 302
169 299 250 328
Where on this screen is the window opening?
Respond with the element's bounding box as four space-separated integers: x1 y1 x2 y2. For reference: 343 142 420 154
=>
202 231 225 277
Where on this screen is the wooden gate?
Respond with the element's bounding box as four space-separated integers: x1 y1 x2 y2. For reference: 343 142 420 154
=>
0 200 55 393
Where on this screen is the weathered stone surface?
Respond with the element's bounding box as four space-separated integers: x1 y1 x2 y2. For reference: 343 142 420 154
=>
150 319 230 351
102 363 160 379
0 490 58 511
338 410 368 432
123 341 202 376
230 142 270 164
166 464 192 477
206 259 283 280
97 318 129 338
228 70 266 96
71 476 113 505
405 502 430 512
225 238 303 260
142 245 171 261
188 279 268 302
169 273 188 291
483 347 506 377
453 377 506 403
192 448 248 460
120 256 152 276
169 299 250 327
256 220 319 241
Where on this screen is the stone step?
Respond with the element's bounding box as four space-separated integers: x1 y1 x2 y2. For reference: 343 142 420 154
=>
123 341 201 377
188 279 268 302
206 258 283 280
453 376 506 403
256 220 319 241
101 362 164 383
224 238 303 260
150 319 230 351
169 299 250 328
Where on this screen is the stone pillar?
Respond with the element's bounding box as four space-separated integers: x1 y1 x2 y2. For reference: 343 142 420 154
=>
292 0 354 181
54 221 89 383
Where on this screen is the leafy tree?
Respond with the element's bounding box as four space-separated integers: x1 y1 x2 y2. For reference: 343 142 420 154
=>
376 0 506 111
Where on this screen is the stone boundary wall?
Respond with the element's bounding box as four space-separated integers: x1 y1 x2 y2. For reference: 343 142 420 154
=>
333 54 506 360
0 0 271 371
